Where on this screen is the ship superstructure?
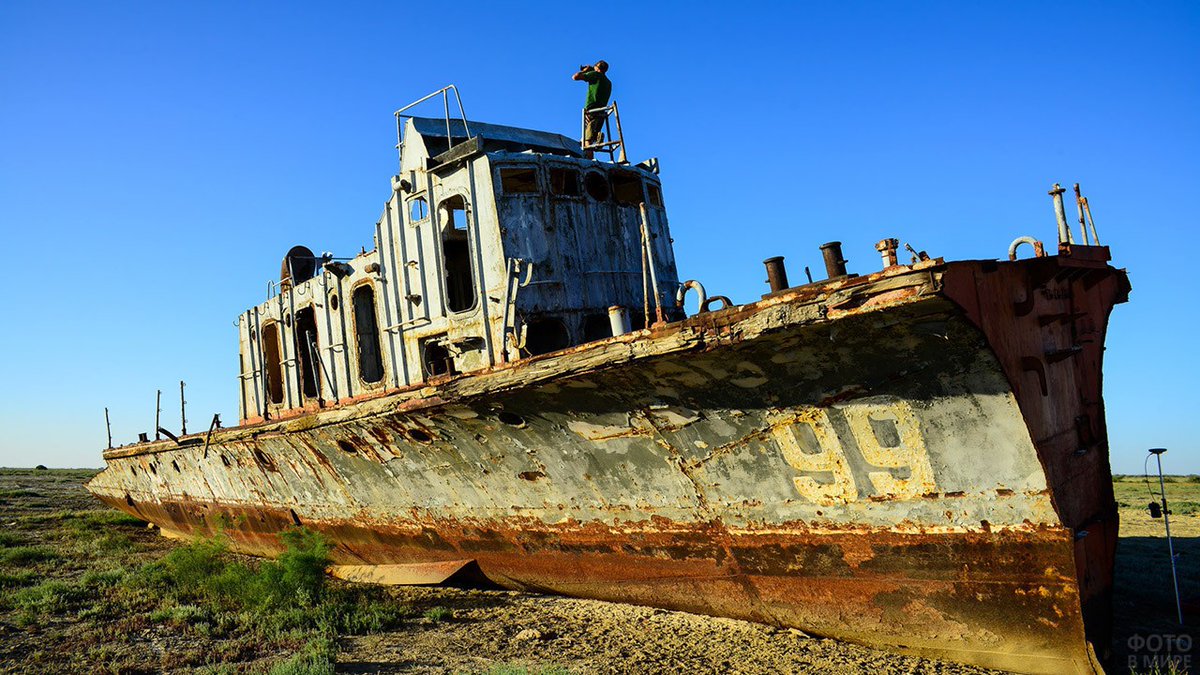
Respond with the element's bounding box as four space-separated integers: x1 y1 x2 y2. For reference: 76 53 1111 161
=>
236 110 678 423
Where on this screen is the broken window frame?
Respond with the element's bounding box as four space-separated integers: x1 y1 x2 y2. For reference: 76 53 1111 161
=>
646 181 665 209
293 305 322 401
523 316 572 356
350 282 385 386
548 165 583 199
438 193 479 314
260 320 285 405
610 169 645 206
420 336 457 379
497 165 540 195
408 194 430 226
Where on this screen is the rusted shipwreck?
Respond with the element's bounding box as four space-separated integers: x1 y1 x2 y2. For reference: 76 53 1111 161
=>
88 89 1129 674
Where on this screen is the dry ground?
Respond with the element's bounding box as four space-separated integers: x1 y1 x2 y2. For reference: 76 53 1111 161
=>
0 469 1195 674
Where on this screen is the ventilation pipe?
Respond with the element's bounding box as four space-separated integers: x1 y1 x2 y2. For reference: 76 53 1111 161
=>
608 306 631 336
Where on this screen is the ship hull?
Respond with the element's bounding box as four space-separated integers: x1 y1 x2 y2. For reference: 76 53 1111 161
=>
88 250 1128 674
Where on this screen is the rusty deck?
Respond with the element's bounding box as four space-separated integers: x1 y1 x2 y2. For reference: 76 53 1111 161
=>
88 246 1128 674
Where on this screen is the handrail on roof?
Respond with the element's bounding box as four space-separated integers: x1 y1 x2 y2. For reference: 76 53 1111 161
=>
394 85 472 168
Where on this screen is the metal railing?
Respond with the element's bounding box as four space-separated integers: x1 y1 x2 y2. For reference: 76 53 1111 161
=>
394 85 472 169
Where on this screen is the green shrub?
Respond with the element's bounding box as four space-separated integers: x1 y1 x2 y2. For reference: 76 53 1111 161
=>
423 605 451 622
267 635 336 675
81 567 125 588
0 570 38 589
160 535 229 588
0 545 59 565
13 579 86 615
0 531 27 547
271 527 331 603
149 602 211 627
1173 501 1200 515
0 489 39 499
71 510 146 528
142 527 331 611
104 526 405 670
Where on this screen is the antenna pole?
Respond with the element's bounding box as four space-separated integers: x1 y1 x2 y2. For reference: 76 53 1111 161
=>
104 407 112 450
1151 448 1184 624
180 381 187 436
154 390 162 441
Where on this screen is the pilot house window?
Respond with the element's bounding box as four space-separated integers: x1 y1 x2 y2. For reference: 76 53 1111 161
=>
500 168 538 194
352 285 384 384
550 168 581 197
439 195 476 312
647 183 664 208
611 171 643 206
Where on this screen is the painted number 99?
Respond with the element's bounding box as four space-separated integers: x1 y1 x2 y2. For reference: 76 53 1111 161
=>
773 400 936 504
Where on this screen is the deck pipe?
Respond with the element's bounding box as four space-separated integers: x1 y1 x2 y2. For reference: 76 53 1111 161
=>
820 242 848 279
764 256 789 292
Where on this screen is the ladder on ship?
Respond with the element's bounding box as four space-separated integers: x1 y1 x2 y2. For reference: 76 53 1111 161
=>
581 102 628 164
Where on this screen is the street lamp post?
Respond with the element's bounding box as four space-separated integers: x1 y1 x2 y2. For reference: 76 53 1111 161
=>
1148 448 1183 624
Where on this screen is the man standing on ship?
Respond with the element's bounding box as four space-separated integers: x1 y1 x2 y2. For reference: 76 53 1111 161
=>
573 60 611 158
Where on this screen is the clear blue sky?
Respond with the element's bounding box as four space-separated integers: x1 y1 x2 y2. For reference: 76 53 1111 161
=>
0 1 1195 475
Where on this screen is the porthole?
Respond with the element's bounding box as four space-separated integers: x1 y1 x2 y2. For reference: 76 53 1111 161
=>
329 294 339 311
253 449 276 470
584 172 609 201
336 440 357 454
497 411 527 428
171 460 180 472
408 429 433 443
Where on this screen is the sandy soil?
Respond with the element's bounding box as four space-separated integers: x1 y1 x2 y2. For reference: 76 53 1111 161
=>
337 585 998 675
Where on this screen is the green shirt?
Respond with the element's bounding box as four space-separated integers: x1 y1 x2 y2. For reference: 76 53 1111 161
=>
581 70 611 110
